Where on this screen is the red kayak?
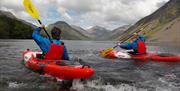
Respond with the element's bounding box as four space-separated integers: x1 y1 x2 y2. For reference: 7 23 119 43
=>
101 50 180 62
22 49 94 80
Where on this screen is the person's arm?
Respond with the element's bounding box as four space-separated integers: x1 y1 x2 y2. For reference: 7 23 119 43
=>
32 27 43 42
62 46 70 60
119 43 133 50
32 27 50 53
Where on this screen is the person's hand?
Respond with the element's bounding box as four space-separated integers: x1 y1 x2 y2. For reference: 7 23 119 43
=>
39 24 45 29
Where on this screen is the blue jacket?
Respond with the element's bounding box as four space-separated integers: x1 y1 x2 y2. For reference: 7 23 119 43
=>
32 27 70 60
120 35 145 51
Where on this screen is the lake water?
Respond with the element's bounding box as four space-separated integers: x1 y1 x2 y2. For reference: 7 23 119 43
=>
0 39 180 91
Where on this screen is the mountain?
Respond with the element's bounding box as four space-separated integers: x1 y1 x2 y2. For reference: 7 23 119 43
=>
115 0 180 43
48 23 130 40
71 25 93 39
85 25 130 40
107 25 131 40
47 21 90 40
87 26 110 40
0 10 16 19
0 10 34 39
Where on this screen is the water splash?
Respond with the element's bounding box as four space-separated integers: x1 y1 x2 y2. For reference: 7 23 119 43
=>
8 82 26 88
71 79 148 91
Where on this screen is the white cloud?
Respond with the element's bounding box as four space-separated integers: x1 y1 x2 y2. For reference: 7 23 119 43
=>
0 0 169 30
57 7 72 20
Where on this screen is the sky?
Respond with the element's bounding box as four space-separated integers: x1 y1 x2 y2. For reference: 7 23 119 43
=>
0 0 169 30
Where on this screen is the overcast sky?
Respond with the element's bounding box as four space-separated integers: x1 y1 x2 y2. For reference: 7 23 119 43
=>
0 0 169 30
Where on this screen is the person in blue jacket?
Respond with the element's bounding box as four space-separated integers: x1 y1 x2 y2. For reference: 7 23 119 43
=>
119 33 146 55
32 25 69 60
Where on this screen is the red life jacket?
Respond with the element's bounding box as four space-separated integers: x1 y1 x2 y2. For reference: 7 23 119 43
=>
137 41 146 54
45 43 64 60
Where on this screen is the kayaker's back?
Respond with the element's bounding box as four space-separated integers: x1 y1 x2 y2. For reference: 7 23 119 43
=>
45 43 64 60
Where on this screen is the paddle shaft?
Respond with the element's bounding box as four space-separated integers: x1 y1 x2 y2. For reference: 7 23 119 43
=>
37 20 52 42
113 34 134 49
115 23 152 49
113 24 150 49
102 24 150 57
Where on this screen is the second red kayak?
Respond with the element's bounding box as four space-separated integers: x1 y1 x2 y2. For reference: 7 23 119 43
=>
101 50 180 62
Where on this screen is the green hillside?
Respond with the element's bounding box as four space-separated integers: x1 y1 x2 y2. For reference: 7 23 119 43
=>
0 11 34 39
115 0 180 43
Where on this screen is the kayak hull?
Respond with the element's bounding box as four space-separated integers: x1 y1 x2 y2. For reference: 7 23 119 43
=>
101 50 180 62
131 53 180 62
22 49 94 80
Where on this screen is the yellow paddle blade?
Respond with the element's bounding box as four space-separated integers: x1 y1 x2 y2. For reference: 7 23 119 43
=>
23 0 39 19
100 48 113 57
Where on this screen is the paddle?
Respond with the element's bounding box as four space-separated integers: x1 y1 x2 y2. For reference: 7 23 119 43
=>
100 23 151 57
100 34 133 57
23 0 52 42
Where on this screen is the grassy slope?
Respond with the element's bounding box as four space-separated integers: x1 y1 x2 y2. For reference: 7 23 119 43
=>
115 0 180 43
0 15 33 39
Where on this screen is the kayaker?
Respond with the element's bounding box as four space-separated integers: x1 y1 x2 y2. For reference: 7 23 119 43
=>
118 33 146 55
32 24 69 60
